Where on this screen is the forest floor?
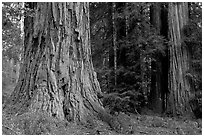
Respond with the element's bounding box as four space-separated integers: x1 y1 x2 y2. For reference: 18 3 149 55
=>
2 110 202 135
2 85 202 135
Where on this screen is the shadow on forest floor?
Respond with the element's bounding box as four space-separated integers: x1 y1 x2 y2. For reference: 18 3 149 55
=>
2 86 202 135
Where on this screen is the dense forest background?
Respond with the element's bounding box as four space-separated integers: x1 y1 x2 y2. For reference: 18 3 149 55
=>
90 2 202 117
2 2 202 135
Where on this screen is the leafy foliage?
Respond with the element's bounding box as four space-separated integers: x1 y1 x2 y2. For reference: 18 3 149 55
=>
185 2 202 118
91 2 202 117
91 2 167 114
2 2 23 58
2 3 24 90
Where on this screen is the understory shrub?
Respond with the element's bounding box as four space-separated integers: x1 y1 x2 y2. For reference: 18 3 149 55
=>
102 90 145 115
189 91 202 119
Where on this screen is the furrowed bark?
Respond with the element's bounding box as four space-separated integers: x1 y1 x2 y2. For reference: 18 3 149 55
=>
167 2 193 116
5 2 122 131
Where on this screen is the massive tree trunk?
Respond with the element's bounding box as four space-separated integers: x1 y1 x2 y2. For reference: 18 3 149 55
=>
167 2 193 116
5 2 120 129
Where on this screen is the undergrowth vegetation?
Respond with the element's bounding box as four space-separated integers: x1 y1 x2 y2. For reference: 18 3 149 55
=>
2 109 202 135
91 2 202 118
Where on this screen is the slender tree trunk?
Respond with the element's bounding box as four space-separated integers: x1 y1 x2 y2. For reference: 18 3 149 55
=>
112 2 117 86
5 2 121 130
167 2 193 116
149 3 162 113
108 3 114 93
159 3 169 113
150 3 161 111
139 6 149 98
15 3 24 83
125 3 129 37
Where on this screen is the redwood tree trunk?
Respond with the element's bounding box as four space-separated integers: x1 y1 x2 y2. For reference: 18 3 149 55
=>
149 3 162 113
167 2 193 116
5 2 118 127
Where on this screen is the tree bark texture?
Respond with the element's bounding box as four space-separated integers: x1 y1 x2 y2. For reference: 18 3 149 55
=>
167 2 193 116
5 2 118 126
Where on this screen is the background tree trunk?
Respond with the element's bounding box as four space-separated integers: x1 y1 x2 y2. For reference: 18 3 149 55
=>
125 3 129 37
167 2 193 116
149 3 162 113
5 3 120 129
112 2 117 86
159 3 169 113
